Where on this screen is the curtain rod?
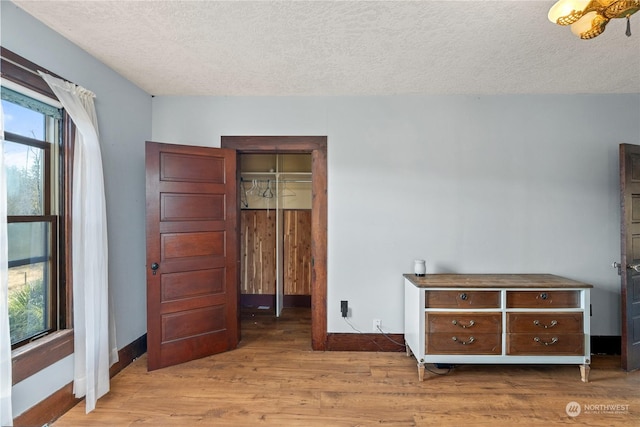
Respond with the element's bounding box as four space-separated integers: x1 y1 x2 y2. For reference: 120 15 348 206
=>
1 56 42 77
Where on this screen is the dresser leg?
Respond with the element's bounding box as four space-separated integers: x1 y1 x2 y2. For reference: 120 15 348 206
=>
418 362 425 382
406 342 413 357
580 364 590 382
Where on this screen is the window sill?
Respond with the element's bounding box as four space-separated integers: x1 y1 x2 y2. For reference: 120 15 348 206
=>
11 329 74 385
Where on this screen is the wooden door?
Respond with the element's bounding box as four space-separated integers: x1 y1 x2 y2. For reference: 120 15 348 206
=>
240 210 276 296
284 210 312 296
619 143 640 371
145 141 238 371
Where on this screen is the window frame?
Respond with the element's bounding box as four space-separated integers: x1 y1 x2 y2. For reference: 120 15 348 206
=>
1 46 74 384
4 129 58 347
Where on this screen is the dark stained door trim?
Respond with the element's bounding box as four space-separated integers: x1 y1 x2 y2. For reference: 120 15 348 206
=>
221 136 328 350
619 143 640 371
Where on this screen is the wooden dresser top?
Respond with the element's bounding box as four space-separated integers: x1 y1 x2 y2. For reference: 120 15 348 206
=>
403 274 593 289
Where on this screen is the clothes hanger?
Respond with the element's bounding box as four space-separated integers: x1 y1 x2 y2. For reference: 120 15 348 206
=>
262 179 274 198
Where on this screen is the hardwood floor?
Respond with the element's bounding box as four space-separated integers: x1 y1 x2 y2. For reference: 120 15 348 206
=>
53 308 639 426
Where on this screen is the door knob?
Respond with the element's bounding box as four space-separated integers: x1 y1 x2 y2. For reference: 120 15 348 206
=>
612 261 640 273
628 263 640 272
151 262 159 275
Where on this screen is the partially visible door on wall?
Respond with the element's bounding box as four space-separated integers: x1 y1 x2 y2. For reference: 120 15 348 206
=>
145 141 238 371
619 143 640 372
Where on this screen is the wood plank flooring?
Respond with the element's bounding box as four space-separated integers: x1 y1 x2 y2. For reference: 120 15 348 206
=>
53 308 639 426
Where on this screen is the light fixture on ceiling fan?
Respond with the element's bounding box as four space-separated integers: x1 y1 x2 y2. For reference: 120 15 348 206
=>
548 0 640 39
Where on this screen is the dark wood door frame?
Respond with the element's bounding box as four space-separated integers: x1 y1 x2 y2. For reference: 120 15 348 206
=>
221 136 328 350
619 143 640 371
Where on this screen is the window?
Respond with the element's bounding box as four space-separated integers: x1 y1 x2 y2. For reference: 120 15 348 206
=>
2 86 65 349
1 49 73 382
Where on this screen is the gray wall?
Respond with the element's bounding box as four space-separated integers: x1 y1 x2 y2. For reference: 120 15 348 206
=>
152 94 639 336
2 2 151 416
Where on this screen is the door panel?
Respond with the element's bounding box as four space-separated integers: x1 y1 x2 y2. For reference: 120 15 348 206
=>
161 269 225 301
161 193 225 221
240 210 276 295
284 210 312 295
146 141 237 371
619 143 640 371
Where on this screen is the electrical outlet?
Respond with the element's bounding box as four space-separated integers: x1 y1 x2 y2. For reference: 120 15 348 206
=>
373 319 381 332
341 300 348 318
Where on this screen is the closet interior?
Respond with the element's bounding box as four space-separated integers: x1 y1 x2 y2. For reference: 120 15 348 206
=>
239 153 312 316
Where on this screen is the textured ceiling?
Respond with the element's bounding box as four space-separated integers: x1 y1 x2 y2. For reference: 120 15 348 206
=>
10 0 640 96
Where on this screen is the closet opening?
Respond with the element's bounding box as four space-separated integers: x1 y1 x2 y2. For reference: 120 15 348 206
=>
221 135 327 351
239 153 312 317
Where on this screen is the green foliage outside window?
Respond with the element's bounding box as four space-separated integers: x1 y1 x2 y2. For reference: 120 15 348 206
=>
4 142 45 216
8 279 45 344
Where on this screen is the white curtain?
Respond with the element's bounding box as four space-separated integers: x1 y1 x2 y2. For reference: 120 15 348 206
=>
0 97 14 426
39 72 118 413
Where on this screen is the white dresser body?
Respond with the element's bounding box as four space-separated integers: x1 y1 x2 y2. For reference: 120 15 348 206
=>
404 274 592 381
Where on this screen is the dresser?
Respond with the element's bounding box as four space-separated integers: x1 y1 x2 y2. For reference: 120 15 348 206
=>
404 274 592 382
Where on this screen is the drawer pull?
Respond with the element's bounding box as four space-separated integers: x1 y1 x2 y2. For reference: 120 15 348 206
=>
451 336 475 345
538 292 549 300
533 319 558 329
451 319 475 329
534 336 558 346
459 293 468 301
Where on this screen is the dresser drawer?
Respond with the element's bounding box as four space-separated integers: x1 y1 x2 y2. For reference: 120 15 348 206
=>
506 290 580 308
426 333 501 355
507 312 582 333
507 333 584 355
425 291 500 308
426 312 501 333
